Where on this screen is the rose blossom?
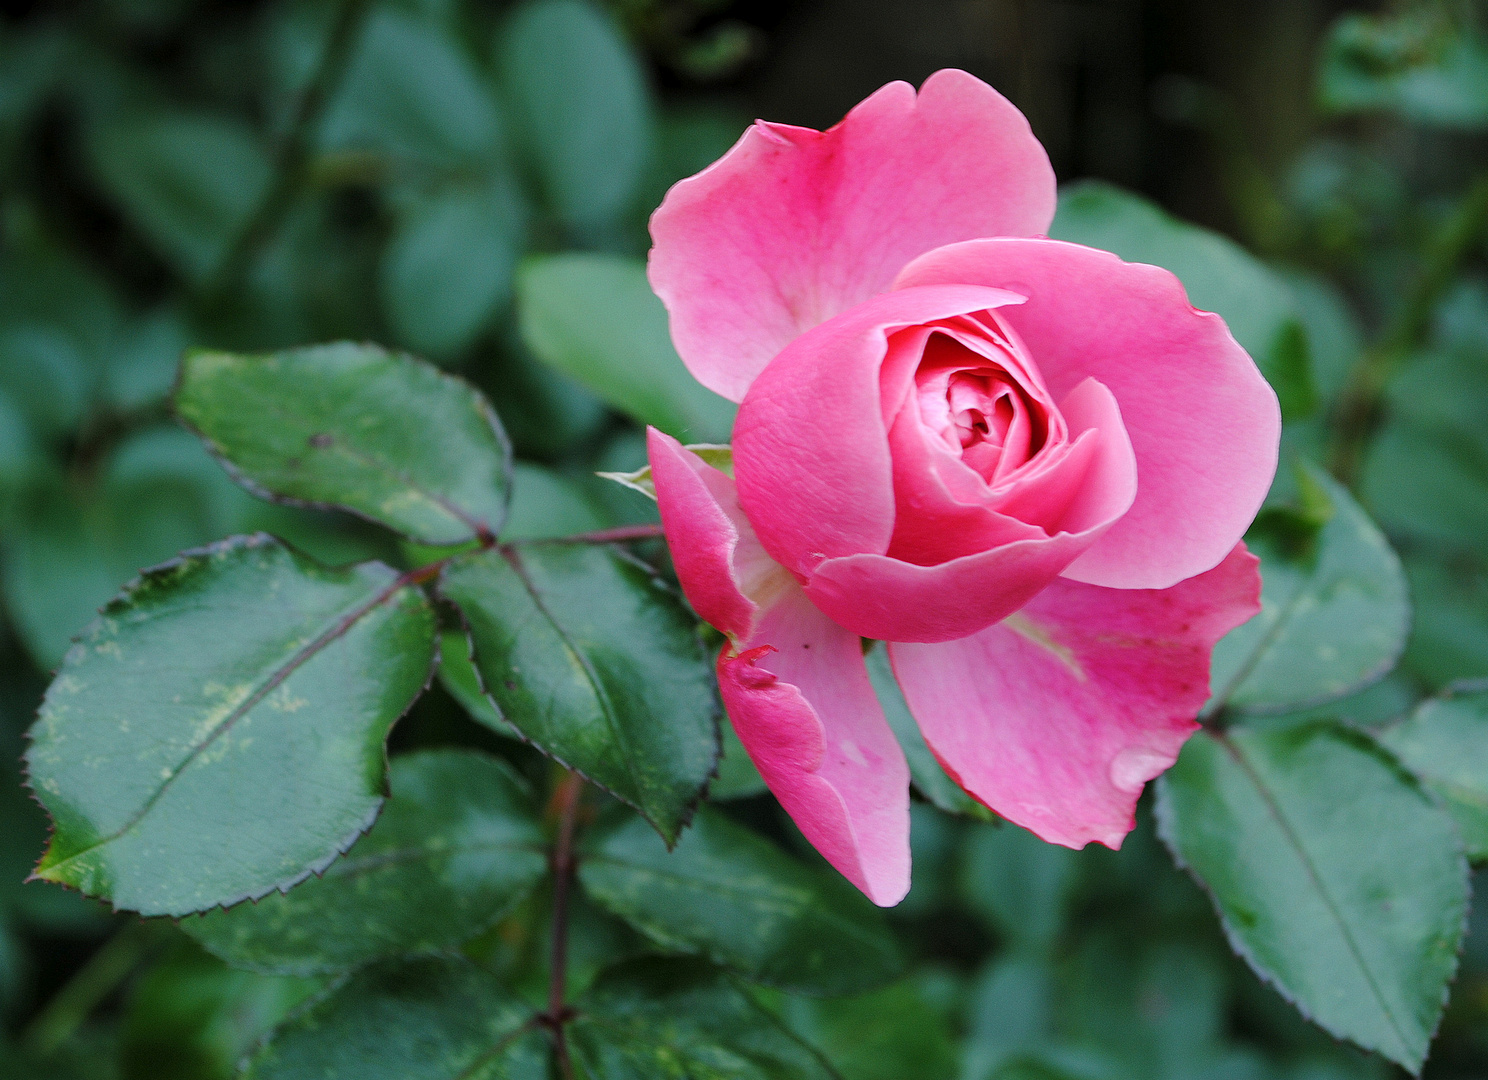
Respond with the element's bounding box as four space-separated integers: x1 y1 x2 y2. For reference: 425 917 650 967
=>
644 70 1278 905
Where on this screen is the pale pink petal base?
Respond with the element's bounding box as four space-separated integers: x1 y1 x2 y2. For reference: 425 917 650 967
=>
649 69 1056 403
649 432 911 906
889 544 1261 848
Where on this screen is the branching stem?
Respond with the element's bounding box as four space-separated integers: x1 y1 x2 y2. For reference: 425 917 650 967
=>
541 770 586 1079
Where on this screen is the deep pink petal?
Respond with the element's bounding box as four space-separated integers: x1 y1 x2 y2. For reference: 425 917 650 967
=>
895 238 1280 589
733 285 1027 581
888 544 1262 848
648 431 910 905
803 524 1107 644
648 427 787 641
649 69 1056 403
720 589 911 906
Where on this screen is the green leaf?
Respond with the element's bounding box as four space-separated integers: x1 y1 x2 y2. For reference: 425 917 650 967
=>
242 957 548 1079
1156 721 1469 1072
381 176 526 358
1050 181 1316 419
777 975 959 1080
1380 686 1488 861
578 806 902 996
1208 461 1408 714
181 749 547 974
85 110 272 283
2 467 217 669
567 957 842 1079
519 254 736 442
319 7 504 169
499 0 653 230
436 629 520 739
1401 555 1488 689
598 443 731 501
504 461 607 540
1361 349 1488 561
709 716 768 800
439 543 718 843
1318 11 1488 130
120 939 323 1080
25 533 436 915
176 343 513 545
865 644 986 817
959 821 1078 954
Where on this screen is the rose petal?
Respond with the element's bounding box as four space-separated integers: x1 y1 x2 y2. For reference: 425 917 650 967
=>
720 590 911 907
648 427 789 641
648 431 910 905
649 69 1056 403
894 237 1281 589
888 543 1262 848
734 284 1027 582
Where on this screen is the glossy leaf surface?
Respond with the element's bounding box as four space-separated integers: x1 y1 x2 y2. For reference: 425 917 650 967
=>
567 958 842 1080
440 543 718 843
1209 462 1408 714
176 343 512 544
243 957 548 1079
26 534 435 915
579 807 902 995
1380 686 1488 860
518 254 736 442
1157 721 1468 1072
182 750 547 973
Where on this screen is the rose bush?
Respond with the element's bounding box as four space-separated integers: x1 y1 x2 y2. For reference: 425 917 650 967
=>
646 69 1280 905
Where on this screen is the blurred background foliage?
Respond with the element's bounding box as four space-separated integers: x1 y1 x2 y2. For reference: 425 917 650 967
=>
0 0 1485 1077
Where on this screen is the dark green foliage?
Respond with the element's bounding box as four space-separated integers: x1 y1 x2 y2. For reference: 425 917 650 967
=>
26 534 435 916
1 1 1486 1078
1158 722 1469 1072
578 807 902 995
176 344 512 545
566 959 843 1080
440 543 719 843
181 750 548 974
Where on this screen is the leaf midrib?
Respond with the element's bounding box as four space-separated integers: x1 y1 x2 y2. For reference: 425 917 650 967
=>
1218 731 1414 1060
40 572 416 878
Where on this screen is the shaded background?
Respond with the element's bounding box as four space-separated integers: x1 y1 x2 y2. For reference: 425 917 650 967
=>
0 0 1486 1078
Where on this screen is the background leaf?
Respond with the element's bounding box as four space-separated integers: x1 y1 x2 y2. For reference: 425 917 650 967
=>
499 0 653 232
380 176 526 359
567 957 842 1080
518 254 736 442
25 533 435 915
1380 684 1488 861
1208 462 1409 715
181 749 547 974
85 111 272 284
242 957 548 1079
1157 721 1469 1072
579 807 902 996
439 543 718 843
176 343 512 545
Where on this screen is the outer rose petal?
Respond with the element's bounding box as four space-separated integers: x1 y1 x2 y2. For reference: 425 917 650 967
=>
733 285 1029 580
649 69 1056 403
894 238 1281 590
648 431 911 906
720 592 911 907
889 544 1261 848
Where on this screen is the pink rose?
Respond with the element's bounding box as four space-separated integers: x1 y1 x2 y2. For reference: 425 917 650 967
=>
646 70 1277 905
